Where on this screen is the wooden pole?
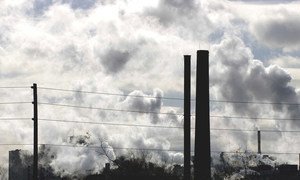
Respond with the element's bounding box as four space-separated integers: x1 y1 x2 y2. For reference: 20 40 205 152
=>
31 83 38 180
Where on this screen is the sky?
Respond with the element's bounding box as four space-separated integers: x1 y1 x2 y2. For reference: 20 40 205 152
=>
1 0 300 177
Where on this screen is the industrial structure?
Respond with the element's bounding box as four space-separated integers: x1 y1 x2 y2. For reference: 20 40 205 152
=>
9 149 32 180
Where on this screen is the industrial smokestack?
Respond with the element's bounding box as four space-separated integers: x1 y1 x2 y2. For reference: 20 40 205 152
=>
258 131 261 154
194 50 211 179
105 163 110 171
184 55 191 180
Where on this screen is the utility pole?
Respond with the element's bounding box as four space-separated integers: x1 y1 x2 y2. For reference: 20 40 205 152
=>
258 131 261 154
31 83 38 180
184 55 191 180
195 50 211 179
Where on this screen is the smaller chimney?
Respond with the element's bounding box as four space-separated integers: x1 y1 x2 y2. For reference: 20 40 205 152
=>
258 131 261 154
105 163 110 171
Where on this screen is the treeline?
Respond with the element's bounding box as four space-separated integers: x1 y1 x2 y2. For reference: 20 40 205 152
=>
84 155 183 180
7 144 299 180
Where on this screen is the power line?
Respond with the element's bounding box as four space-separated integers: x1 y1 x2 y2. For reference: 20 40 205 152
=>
38 86 300 106
210 100 300 106
38 102 183 116
210 128 257 132
0 86 30 89
39 118 300 133
211 115 300 121
0 143 185 152
0 102 32 105
211 150 300 155
39 118 184 129
261 130 300 133
210 128 300 133
210 115 300 121
37 101 300 119
42 144 186 152
38 87 185 101
2 85 300 106
0 143 184 152
0 143 33 146
1 115 298 133
0 117 31 121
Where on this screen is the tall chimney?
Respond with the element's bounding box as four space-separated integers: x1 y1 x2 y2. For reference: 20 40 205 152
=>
258 131 261 154
194 50 211 179
184 55 191 180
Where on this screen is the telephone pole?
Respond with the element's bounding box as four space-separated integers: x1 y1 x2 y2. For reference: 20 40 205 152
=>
184 55 191 180
31 83 38 180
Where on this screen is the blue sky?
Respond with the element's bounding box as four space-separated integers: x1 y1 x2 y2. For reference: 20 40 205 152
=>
1 0 300 177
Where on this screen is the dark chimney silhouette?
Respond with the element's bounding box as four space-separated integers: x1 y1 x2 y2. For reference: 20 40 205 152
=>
194 50 211 179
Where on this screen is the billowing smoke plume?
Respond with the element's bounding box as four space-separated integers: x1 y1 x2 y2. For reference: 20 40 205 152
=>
210 35 300 121
209 35 300 160
35 88 182 177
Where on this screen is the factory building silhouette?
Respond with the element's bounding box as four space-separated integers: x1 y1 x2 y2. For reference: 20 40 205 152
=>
9 149 32 180
9 147 60 180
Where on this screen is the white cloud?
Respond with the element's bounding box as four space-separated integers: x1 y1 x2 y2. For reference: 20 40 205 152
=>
250 9 300 52
269 55 300 68
268 55 300 87
205 1 300 52
229 0 298 4
224 2 300 52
